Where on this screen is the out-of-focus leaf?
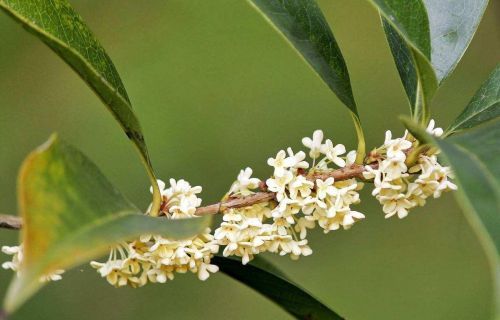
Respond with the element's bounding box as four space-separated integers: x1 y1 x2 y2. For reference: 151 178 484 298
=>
0 0 162 214
214 256 344 320
423 0 490 83
4 135 211 314
447 64 500 135
402 117 500 319
246 0 365 161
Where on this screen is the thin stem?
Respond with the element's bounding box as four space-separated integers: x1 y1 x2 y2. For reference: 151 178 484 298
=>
351 113 366 164
0 214 22 230
0 163 381 231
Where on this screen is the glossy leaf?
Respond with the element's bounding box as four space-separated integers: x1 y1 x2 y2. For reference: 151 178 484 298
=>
0 0 162 214
372 0 488 121
447 64 500 135
4 135 212 313
402 117 500 318
247 0 356 112
214 256 344 320
246 0 365 161
368 0 437 121
424 0 490 83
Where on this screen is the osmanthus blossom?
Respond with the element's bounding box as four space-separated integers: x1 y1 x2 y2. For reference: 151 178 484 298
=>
301 129 324 159
363 120 456 219
89 179 220 287
1 245 64 282
1 121 456 286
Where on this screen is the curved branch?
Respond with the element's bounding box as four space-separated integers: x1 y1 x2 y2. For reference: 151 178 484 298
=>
0 163 379 230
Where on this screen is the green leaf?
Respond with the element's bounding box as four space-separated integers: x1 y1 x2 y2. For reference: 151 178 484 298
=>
373 0 489 122
214 256 344 320
0 0 163 214
247 0 355 112
447 64 500 135
368 0 438 122
402 117 500 318
4 135 212 314
247 0 366 162
423 0 490 83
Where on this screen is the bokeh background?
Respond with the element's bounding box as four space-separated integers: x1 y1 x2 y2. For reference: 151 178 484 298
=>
0 0 499 319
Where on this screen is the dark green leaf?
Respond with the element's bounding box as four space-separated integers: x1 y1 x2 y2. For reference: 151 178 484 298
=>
447 64 500 134
373 0 489 121
424 0 489 83
369 0 437 121
247 0 366 161
0 0 162 214
246 0 357 114
4 135 211 313
214 256 344 320
402 117 500 319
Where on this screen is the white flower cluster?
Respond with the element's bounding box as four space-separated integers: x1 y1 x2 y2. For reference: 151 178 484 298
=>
1 121 457 287
1 245 64 282
363 121 456 219
90 179 219 287
215 130 365 265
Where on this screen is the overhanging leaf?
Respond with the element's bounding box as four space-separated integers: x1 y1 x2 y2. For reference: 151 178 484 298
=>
423 0 490 83
214 256 344 320
446 64 500 135
0 0 163 214
247 0 365 161
372 0 489 122
402 117 500 319
4 135 212 313
368 0 437 122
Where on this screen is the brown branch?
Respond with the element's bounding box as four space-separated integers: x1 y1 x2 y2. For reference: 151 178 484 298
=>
0 163 379 230
195 192 276 215
306 163 378 181
0 214 22 230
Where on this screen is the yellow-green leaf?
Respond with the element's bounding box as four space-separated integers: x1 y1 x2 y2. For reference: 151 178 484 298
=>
0 0 162 214
4 135 211 314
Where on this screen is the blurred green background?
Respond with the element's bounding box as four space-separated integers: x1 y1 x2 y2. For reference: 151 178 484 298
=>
0 0 499 319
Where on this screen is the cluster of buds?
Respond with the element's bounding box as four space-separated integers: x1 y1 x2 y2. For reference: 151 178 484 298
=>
1 120 457 286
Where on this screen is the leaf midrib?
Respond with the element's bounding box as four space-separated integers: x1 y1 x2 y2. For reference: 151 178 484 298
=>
0 3 133 110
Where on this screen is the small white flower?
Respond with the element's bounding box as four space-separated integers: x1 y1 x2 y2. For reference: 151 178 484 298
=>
289 175 314 200
346 150 357 166
294 217 316 239
267 150 296 177
379 158 408 181
266 170 293 201
315 177 335 200
426 119 443 137
384 130 412 159
320 139 346 167
286 147 309 170
302 130 324 159
229 167 260 196
379 193 415 219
